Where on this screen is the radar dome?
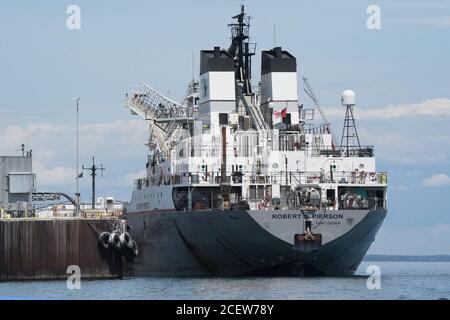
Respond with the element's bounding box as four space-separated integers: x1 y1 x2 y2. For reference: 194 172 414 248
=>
341 89 356 106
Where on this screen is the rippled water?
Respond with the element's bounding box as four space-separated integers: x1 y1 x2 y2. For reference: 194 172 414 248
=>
0 262 449 300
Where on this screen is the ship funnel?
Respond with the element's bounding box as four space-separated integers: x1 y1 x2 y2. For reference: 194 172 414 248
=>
260 47 299 129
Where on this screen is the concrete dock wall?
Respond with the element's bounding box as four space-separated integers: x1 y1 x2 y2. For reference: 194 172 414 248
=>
0 218 124 281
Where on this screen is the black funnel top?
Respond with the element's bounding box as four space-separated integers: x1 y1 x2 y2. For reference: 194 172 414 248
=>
261 47 297 75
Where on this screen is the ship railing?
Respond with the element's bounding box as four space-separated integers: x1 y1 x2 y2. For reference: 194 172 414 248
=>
133 170 388 189
244 197 387 211
300 123 330 135
293 170 388 185
339 198 387 211
337 146 375 158
303 145 374 157
248 171 387 186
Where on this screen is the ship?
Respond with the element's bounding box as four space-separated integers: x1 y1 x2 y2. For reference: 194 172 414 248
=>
123 6 388 276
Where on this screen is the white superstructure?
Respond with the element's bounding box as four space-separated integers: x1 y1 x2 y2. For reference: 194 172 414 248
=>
124 6 387 217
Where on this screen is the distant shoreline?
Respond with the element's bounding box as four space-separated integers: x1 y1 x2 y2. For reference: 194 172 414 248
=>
364 255 450 262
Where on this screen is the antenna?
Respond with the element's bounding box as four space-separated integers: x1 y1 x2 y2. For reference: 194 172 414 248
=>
74 97 80 216
273 23 276 47
339 90 361 157
191 52 195 80
82 156 105 209
227 4 255 94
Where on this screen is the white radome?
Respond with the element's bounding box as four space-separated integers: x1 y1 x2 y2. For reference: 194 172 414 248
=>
341 89 356 106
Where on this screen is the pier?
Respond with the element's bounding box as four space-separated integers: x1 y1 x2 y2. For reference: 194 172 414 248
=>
0 217 126 281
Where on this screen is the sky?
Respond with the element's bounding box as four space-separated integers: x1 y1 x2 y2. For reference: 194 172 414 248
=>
0 0 449 254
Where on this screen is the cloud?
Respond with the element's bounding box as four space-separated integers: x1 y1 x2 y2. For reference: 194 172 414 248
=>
0 119 148 197
324 98 450 166
369 224 450 255
34 162 76 188
119 169 147 187
422 173 450 187
325 98 450 120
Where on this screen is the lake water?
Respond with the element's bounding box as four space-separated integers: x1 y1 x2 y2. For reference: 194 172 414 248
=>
0 262 449 300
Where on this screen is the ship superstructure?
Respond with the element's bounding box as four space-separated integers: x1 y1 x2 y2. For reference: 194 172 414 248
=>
123 6 388 276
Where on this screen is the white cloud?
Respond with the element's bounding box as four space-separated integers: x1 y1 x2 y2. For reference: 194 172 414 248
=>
369 224 450 255
422 173 450 187
33 161 76 188
119 169 147 187
0 119 149 197
325 98 450 120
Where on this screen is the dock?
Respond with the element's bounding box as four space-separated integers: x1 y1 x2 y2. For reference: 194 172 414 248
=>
0 217 127 281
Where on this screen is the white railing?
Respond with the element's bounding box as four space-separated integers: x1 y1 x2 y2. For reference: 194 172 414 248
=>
134 170 388 189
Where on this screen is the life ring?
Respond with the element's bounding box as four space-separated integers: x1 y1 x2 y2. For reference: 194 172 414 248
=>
260 198 270 208
98 231 111 250
343 192 358 209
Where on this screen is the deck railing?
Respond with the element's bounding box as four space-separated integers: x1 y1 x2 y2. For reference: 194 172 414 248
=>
134 170 388 189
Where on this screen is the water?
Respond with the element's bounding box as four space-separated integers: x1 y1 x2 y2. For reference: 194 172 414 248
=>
0 262 449 300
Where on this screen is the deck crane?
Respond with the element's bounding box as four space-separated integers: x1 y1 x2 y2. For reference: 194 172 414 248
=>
125 81 197 160
302 76 337 150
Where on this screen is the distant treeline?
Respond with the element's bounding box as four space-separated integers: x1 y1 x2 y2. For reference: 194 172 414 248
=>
365 255 450 262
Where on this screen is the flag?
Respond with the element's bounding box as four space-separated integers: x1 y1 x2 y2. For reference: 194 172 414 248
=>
274 107 288 119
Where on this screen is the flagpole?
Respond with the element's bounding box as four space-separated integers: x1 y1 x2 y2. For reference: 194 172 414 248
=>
75 97 80 216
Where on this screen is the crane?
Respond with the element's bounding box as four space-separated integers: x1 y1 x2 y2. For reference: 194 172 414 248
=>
125 82 196 159
302 76 337 150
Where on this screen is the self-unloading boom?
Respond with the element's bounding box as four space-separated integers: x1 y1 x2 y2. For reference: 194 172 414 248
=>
125 82 195 156
303 76 337 149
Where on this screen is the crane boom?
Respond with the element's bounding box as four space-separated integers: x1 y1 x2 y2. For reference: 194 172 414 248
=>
125 83 186 121
302 77 337 149
125 83 192 156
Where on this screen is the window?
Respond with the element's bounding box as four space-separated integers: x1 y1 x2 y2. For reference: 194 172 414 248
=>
201 79 207 97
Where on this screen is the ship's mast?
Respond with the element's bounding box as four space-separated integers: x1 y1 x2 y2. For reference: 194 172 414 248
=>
340 90 361 157
228 5 255 95
82 157 105 209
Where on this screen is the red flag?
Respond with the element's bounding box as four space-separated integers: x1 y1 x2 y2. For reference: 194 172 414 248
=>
274 107 287 118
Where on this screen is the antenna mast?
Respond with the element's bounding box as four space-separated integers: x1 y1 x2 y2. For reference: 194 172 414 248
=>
82 157 105 209
227 5 255 95
339 90 361 157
